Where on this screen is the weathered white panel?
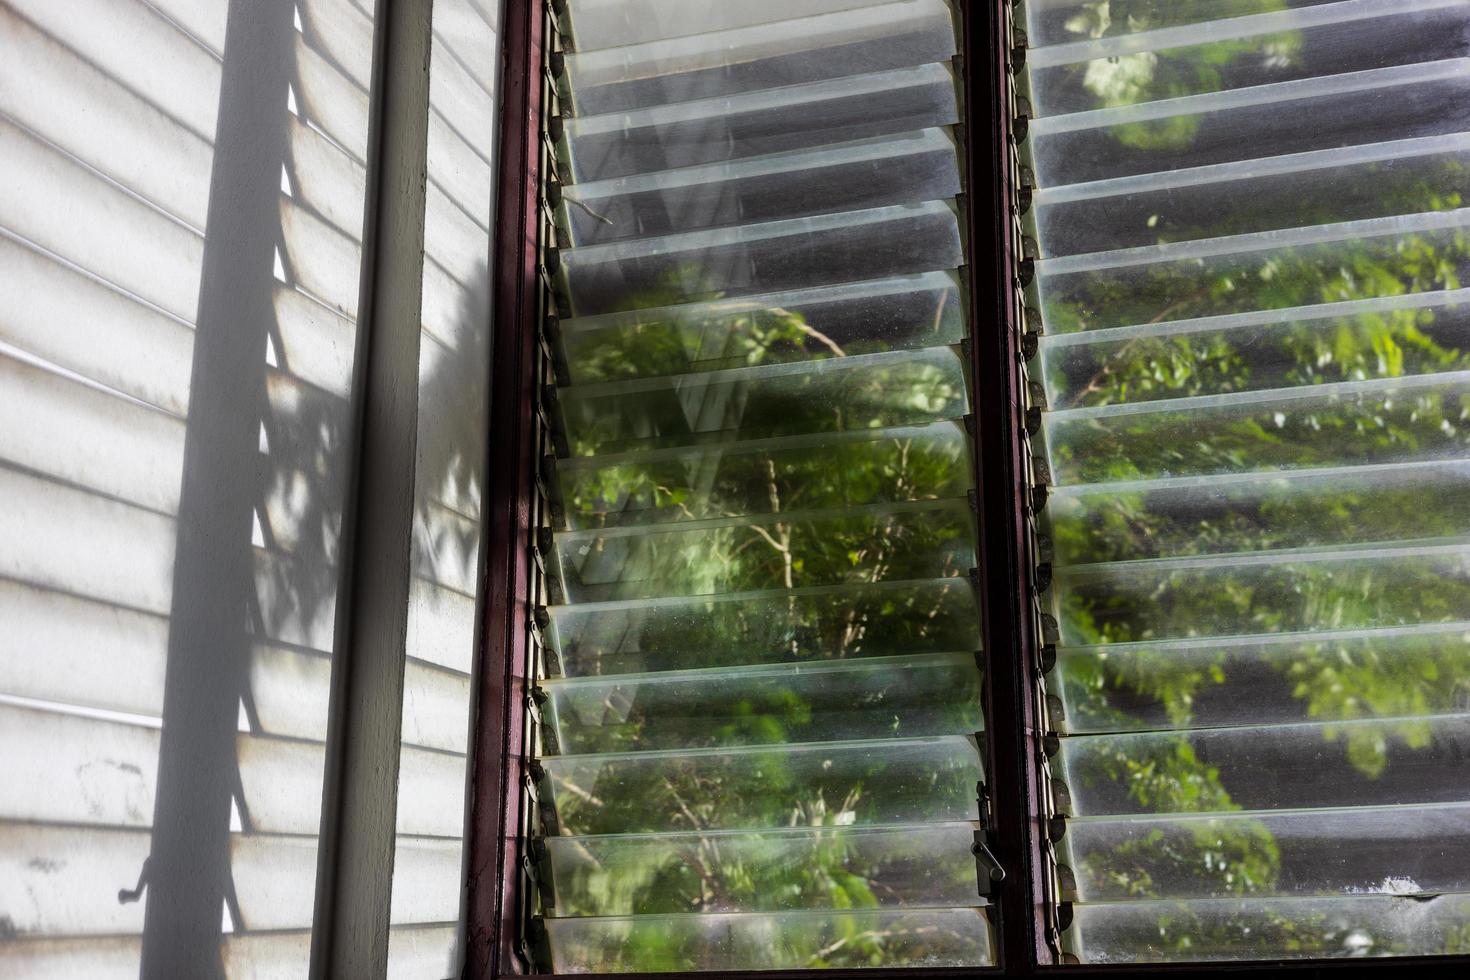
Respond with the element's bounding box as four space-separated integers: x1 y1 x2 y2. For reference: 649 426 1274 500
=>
0 467 175 615
0 236 194 416
0 580 167 717
0 119 204 322
0 354 185 514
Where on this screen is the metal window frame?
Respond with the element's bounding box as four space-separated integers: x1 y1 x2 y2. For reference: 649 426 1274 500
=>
458 2 1470 979
463 0 548 975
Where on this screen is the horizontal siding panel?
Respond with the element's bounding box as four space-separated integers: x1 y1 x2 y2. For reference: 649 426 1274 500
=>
418 253 483 349
399 660 472 755
250 642 469 754
148 0 228 57
238 734 466 836
0 705 159 827
394 746 471 838
272 284 358 401
0 236 194 416
252 549 339 653
0 6 214 228
6 0 223 139
411 503 481 598
0 118 204 322
432 0 499 93
0 823 460 937
415 330 487 520
299 0 375 91
287 116 368 242
0 822 149 936
0 580 167 718
424 177 490 287
426 109 493 232
221 924 461 978
405 578 477 674
0 926 460 979
0 467 175 616
247 644 333 743
278 195 363 319
232 833 462 929
0 353 185 514
0 936 140 979
294 33 369 163
427 30 495 152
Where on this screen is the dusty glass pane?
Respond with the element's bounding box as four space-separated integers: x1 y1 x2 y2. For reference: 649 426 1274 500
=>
536 1 986 969
547 578 981 676
560 346 969 457
546 907 992 974
559 421 972 528
1023 0 1470 962
544 653 983 753
1071 893 1470 962
543 736 984 836
546 822 983 916
1068 802 1470 901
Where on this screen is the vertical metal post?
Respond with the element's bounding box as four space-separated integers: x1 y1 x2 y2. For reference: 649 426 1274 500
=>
463 0 546 975
141 1 294 975
964 0 1051 972
309 0 434 975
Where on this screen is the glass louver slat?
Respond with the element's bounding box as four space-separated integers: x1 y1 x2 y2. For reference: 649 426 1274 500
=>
557 421 972 529
544 907 993 974
563 0 956 116
562 63 960 182
1042 291 1470 407
559 346 970 456
558 200 964 317
544 822 981 916
542 736 984 837
1027 0 1470 116
1056 622 1470 733
1069 894 1470 963
555 271 966 385
553 499 975 603
1067 802 1470 902
1028 59 1470 188
561 129 962 247
1035 136 1470 257
1023 0 1470 963
546 578 981 677
535 0 989 970
1058 714 1470 816
543 652 983 754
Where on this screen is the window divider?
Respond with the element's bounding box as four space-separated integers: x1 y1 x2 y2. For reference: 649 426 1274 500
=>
964 0 1055 974
307 0 434 975
463 0 550 976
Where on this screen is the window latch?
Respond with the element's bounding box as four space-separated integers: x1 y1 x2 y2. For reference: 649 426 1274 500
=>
973 780 1006 886
972 833 1006 884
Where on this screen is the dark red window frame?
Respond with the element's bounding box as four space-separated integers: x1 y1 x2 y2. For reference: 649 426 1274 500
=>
459 3 1470 978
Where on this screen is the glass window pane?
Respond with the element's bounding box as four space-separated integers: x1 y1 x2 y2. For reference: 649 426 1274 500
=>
1021 0 1470 964
532 0 990 971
